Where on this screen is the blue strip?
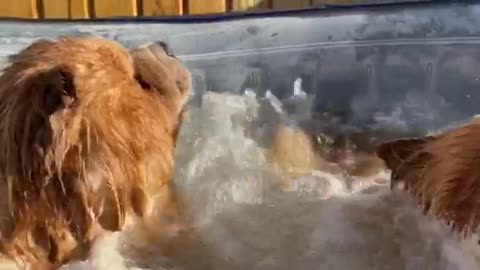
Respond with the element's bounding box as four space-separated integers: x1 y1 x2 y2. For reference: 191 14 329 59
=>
0 0 469 25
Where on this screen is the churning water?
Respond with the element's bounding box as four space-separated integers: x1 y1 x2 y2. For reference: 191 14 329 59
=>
62 81 480 270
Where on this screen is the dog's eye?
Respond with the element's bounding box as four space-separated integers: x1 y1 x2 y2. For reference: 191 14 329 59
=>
166 51 177 59
135 74 150 90
156 41 176 58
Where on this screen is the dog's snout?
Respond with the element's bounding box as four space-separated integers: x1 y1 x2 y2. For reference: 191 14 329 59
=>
153 41 175 58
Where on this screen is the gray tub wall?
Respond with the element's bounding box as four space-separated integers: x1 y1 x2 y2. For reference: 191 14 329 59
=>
1 2 480 133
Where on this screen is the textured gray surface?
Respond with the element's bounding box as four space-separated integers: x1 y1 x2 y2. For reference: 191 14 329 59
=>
1 1 480 132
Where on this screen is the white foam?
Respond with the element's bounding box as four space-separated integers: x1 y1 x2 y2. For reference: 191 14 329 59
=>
264 90 284 115
293 77 308 98
62 89 480 270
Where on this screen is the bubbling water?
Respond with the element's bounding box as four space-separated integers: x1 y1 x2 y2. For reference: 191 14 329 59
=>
62 82 480 270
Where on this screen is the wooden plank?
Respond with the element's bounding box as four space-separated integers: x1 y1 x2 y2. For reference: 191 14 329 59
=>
232 0 266 11
0 0 37 18
43 0 69 18
313 0 357 4
143 0 183 15
189 0 226 14
42 0 89 19
70 0 90 18
94 0 137 17
272 0 311 9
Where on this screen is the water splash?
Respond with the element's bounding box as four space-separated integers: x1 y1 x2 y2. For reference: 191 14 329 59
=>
293 77 307 98
62 85 480 270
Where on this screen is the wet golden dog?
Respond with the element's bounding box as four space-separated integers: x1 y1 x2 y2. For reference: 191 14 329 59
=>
0 36 191 269
376 117 480 237
266 121 385 188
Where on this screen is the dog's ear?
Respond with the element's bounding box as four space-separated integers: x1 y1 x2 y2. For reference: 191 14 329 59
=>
29 66 76 116
376 136 436 188
10 65 77 170
376 136 434 170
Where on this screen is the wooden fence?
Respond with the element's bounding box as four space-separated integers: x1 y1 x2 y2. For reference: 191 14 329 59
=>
0 0 355 19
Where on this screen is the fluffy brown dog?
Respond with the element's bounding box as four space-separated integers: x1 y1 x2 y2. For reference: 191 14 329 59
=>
0 36 191 269
376 117 480 238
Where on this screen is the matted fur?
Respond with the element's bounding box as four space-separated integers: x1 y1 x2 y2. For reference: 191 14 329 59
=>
262 121 386 192
267 122 384 177
377 117 480 238
267 123 317 173
0 36 191 269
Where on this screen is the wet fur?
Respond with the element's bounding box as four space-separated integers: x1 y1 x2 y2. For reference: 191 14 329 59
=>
267 122 385 188
376 117 480 237
267 123 317 174
0 36 191 269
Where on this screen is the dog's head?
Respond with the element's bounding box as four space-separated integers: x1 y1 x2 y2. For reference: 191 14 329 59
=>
376 118 480 237
0 36 191 268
